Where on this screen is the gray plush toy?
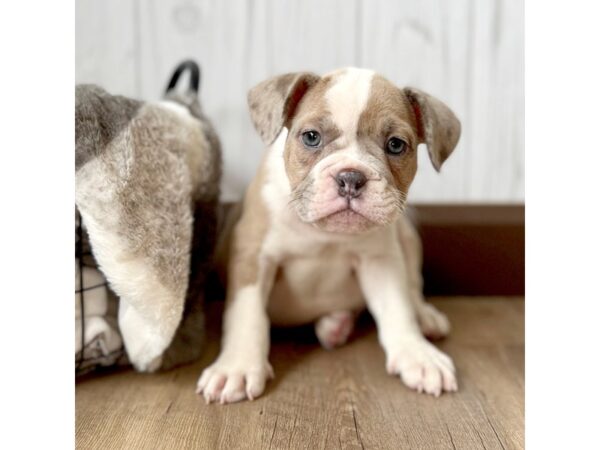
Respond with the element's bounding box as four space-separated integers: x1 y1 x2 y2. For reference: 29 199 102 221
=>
75 61 221 374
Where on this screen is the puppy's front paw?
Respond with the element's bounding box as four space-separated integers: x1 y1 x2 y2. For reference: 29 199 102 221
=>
196 356 274 404
416 303 451 340
387 339 457 396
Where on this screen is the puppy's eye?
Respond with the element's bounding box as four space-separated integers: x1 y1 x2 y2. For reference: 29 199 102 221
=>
301 130 322 148
386 137 407 155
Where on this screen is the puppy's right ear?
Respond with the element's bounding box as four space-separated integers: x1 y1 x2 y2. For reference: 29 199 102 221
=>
248 72 320 145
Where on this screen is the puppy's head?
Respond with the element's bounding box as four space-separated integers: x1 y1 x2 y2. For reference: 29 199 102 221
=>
248 68 461 234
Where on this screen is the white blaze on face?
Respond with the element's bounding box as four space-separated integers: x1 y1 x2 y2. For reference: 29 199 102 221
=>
324 68 374 139
316 68 377 199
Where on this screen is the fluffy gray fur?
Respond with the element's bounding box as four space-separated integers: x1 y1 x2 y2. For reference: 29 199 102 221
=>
75 84 221 372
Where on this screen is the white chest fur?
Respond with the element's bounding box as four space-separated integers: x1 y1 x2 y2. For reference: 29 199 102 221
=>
266 242 364 326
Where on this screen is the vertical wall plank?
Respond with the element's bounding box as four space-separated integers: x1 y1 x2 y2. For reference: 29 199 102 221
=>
459 0 525 202
466 0 525 201
75 0 524 203
263 0 359 75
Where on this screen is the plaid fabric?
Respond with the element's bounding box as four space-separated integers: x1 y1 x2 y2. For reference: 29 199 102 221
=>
75 210 126 376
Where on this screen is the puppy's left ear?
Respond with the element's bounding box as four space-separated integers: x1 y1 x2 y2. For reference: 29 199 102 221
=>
248 72 320 145
404 88 461 172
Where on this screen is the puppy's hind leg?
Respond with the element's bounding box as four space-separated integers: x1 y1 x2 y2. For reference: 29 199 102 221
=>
315 310 356 350
397 215 450 340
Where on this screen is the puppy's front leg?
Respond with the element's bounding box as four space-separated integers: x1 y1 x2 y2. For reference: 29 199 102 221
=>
356 251 457 396
196 259 276 404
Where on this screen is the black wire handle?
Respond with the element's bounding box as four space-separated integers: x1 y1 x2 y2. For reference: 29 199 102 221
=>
165 60 201 95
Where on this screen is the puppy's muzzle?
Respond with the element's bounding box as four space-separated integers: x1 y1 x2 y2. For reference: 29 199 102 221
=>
335 169 367 199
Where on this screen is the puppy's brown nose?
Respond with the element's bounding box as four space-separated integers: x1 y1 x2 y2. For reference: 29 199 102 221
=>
336 170 367 198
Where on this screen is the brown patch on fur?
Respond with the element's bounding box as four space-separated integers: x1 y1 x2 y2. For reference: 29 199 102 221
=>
357 75 420 194
212 201 244 286
282 75 341 189
224 155 270 300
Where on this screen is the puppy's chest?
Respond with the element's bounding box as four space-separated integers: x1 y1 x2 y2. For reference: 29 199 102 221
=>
280 251 354 295
267 247 364 325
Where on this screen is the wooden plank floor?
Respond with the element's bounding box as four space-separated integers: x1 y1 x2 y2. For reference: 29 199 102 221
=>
76 297 524 449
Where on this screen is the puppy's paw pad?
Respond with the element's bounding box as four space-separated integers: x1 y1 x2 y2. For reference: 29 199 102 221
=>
315 311 355 350
416 303 451 340
387 340 457 396
196 360 274 404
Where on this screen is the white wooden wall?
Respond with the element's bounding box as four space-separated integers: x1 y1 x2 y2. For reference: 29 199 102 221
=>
76 0 524 203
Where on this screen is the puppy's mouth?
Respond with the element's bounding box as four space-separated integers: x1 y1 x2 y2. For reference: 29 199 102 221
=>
324 202 366 220
314 203 375 234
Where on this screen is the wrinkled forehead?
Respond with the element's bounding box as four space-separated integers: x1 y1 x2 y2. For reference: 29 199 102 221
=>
294 69 416 137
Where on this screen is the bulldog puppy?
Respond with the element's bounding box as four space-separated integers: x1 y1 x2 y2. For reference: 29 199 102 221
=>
197 68 461 403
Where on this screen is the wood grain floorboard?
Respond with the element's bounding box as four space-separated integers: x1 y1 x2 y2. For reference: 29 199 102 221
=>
76 297 524 449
